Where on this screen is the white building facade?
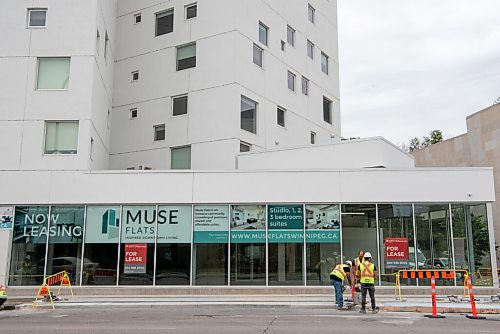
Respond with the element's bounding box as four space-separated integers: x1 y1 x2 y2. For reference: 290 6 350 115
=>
0 0 497 289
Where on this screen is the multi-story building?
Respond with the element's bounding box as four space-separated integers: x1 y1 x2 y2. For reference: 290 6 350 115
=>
0 0 497 290
412 103 500 269
1 0 339 172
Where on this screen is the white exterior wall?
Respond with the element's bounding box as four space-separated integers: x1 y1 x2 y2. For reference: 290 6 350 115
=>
110 0 339 170
237 137 416 170
0 0 116 171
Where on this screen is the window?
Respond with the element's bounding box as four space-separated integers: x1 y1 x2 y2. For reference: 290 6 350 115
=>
96 30 100 55
44 121 79 154
176 43 196 70
171 146 191 169
310 131 316 144
186 3 197 19
281 40 286 51
37 57 70 90
302 76 309 95
241 96 257 134
130 108 138 119
134 13 142 24
131 71 139 82
154 124 165 141
259 22 268 46
287 25 295 46
307 40 314 59
27 9 47 28
156 9 174 36
321 52 329 74
323 96 332 124
253 44 263 67
277 107 286 127
104 31 109 59
308 4 315 23
173 95 188 116
287 71 296 91
240 142 251 152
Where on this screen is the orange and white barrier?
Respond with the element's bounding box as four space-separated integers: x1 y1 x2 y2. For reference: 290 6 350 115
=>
33 271 73 310
465 276 485 320
424 276 445 319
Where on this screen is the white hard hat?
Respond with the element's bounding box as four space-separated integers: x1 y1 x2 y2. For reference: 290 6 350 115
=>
364 252 372 258
345 260 353 267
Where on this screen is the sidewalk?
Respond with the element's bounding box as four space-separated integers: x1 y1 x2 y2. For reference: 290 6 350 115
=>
6 294 500 314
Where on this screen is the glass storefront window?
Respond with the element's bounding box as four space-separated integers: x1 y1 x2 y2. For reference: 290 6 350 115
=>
119 206 156 285
193 205 229 285
306 243 341 286
341 204 378 284
469 204 493 286
378 204 416 286
45 206 85 285
305 204 341 286
415 204 453 286
83 206 120 285
193 244 228 285
268 243 303 285
230 205 266 285
155 205 192 285
9 206 49 286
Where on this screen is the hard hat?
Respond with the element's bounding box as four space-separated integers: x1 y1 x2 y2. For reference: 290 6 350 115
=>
364 252 372 258
345 260 353 267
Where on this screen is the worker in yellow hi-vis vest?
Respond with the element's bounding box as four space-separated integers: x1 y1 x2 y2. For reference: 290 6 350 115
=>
358 252 378 314
0 284 7 308
330 260 353 310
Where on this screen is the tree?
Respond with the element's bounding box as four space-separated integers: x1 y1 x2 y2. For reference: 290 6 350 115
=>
408 137 420 152
430 130 443 144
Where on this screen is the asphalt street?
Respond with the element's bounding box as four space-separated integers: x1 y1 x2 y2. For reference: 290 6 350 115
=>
1 305 500 333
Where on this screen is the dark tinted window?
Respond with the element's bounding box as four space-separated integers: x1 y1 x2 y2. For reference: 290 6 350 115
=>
323 97 332 124
186 4 197 19
156 10 174 36
173 96 188 116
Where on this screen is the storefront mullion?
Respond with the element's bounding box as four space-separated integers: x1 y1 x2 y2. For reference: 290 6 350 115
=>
116 205 123 287
79 205 87 286
448 203 457 286
152 204 159 286
375 204 381 286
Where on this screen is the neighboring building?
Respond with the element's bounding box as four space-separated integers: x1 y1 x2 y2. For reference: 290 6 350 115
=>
0 1 497 290
412 103 500 269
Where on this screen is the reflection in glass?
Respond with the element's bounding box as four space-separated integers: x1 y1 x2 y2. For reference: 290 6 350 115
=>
268 243 303 285
469 204 492 286
341 204 378 284
378 204 416 286
415 204 453 286
193 244 228 285
83 244 118 285
9 206 49 286
230 243 266 285
45 206 85 285
306 243 341 286
155 244 191 285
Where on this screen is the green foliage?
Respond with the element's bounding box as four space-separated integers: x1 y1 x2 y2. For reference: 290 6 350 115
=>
406 130 443 152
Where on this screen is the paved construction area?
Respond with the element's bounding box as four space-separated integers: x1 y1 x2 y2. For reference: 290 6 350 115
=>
1 305 500 333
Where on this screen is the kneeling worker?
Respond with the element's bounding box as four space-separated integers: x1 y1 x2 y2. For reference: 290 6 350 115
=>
359 252 378 314
0 284 7 309
330 260 353 310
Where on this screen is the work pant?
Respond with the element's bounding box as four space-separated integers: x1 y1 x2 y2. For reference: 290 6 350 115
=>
331 279 344 307
361 283 376 310
0 298 6 307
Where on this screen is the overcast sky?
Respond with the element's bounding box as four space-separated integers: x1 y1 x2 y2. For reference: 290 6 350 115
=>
337 0 500 145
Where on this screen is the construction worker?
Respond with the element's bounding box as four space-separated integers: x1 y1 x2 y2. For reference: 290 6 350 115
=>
330 260 353 310
352 250 364 304
358 252 378 314
0 284 7 308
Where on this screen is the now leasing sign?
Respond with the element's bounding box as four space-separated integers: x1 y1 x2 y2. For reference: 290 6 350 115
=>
385 237 409 268
124 243 147 274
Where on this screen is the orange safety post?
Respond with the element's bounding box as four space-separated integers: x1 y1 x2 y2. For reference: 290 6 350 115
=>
465 276 486 320
424 276 445 319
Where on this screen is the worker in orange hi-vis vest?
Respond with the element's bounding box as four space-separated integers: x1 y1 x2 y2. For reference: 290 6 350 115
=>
358 252 378 314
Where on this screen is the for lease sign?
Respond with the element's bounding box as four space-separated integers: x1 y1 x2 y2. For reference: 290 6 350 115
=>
124 243 147 274
385 237 409 269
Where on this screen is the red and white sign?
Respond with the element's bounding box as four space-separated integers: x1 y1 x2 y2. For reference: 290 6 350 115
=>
124 243 147 274
385 237 409 268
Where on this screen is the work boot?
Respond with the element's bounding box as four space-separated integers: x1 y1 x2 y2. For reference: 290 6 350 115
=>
372 307 379 314
359 309 366 314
